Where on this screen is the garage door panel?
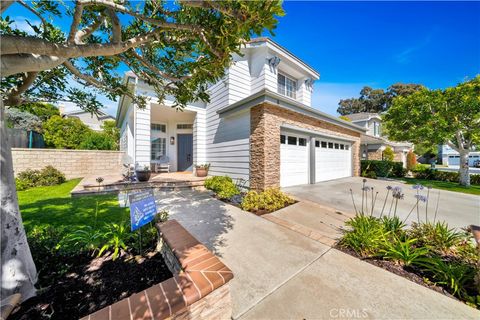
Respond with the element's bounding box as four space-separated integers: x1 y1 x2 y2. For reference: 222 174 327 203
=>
280 133 309 187
315 138 352 182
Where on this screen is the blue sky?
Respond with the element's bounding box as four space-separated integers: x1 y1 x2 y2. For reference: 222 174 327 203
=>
5 1 480 116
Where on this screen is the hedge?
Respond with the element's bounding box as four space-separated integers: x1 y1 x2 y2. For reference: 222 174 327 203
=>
413 166 480 185
361 160 406 179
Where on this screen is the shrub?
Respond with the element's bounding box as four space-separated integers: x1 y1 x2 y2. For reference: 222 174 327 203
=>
204 176 240 199
16 166 65 190
382 147 394 161
98 222 134 260
381 237 429 266
241 188 295 213
406 151 417 171
361 160 405 178
43 115 90 149
340 215 387 257
412 167 480 185
380 216 405 236
408 222 463 254
79 131 115 150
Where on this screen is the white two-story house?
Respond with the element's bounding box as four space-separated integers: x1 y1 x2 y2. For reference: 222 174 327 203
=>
345 112 412 167
116 38 366 189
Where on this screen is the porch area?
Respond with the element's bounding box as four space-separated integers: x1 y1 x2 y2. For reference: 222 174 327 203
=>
71 172 207 197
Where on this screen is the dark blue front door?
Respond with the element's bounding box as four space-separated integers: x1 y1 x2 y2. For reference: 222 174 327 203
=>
177 134 193 171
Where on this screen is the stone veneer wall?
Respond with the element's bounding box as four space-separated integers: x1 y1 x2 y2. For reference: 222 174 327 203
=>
250 103 362 190
12 148 124 179
367 149 383 161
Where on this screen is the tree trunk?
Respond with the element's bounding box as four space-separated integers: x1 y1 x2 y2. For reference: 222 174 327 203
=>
458 150 470 187
1 100 37 302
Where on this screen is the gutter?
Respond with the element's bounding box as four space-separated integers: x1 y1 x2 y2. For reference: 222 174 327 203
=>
217 89 367 134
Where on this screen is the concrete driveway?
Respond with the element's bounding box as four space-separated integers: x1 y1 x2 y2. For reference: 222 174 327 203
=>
155 190 479 319
283 177 480 228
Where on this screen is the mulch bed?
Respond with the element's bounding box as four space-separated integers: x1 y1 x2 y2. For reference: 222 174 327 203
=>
11 250 172 320
335 245 455 299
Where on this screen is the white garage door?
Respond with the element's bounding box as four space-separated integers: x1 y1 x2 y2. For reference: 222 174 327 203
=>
280 133 309 187
315 138 352 182
448 155 460 165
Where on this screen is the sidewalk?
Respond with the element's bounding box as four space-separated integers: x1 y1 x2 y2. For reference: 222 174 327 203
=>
156 190 480 319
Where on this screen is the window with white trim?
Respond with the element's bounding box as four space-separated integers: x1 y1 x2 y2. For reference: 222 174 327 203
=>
177 123 193 129
277 73 297 99
151 138 166 160
151 123 166 132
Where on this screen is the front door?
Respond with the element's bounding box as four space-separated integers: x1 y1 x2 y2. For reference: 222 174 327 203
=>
177 134 193 171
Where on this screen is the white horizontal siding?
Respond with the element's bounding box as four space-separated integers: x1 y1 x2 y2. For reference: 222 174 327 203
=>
135 103 151 167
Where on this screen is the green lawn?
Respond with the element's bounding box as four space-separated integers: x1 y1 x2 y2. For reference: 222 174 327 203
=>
18 179 130 232
398 177 480 196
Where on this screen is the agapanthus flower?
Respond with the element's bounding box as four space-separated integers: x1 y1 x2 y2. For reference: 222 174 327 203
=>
386 186 392 190
362 186 371 191
412 184 424 190
392 186 404 200
415 194 428 202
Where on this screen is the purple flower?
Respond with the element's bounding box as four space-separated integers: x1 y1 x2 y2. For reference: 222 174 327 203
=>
415 194 428 202
412 184 424 190
363 179 367 183
392 186 404 200
386 186 392 190
362 186 371 191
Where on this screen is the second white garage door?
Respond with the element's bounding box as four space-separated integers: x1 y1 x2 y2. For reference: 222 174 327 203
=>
280 133 309 187
315 138 352 182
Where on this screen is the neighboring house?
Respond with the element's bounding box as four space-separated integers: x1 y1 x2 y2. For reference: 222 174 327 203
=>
344 112 413 167
438 145 479 167
60 106 116 131
116 38 366 189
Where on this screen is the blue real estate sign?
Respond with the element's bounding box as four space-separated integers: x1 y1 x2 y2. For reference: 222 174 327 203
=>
129 190 157 231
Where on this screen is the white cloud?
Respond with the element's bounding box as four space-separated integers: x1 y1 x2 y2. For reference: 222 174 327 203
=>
11 16 40 35
311 82 370 116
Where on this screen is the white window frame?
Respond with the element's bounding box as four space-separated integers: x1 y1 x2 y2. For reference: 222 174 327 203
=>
151 122 167 161
277 73 297 99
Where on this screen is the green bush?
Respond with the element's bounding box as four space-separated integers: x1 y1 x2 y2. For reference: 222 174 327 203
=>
204 176 240 199
16 166 66 190
43 115 90 149
382 147 395 161
361 160 406 178
79 131 115 150
241 188 295 213
339 214 387 257
412 167 480 185
408 222 463 254
381 237 429 266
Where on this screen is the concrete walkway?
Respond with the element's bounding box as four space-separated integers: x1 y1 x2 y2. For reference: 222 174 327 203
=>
283 177 480 229
155 190 479 319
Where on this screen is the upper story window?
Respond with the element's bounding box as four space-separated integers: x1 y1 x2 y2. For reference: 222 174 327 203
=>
277 73 297 99
373 121 381 137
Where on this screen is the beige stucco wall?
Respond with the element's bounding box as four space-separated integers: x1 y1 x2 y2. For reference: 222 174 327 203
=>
250 103 362 190
12 148 124 179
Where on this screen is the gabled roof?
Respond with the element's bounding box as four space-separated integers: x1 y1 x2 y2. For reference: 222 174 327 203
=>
217 89 366 134
344 112 381 122
246 37 320 79
64 109 115 120
361 134 412 148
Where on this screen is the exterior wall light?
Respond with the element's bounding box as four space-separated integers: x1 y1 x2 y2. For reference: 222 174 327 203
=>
170 136 175 145
267 56 281 69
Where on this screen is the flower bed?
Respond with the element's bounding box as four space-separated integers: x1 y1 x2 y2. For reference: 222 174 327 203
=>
204 176 295 215
337 180 479 309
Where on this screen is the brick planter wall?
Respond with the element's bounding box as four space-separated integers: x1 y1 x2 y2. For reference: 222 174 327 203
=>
250 103 362 190
11 148 124 179
82 220 233 320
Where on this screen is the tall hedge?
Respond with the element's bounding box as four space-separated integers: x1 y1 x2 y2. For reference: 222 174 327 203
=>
361 160 406 178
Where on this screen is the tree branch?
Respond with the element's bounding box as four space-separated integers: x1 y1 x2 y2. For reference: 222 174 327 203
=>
0 0 15 14
0 54 65 77
68 2 84 44
129 50 191 82
446 140 460 153
4 72 39 106
74 15 105 44
106 9 121 43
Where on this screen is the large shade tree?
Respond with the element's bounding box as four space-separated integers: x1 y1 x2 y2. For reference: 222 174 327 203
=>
337 83 424 115
383 76 480 186
0 0 283 301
